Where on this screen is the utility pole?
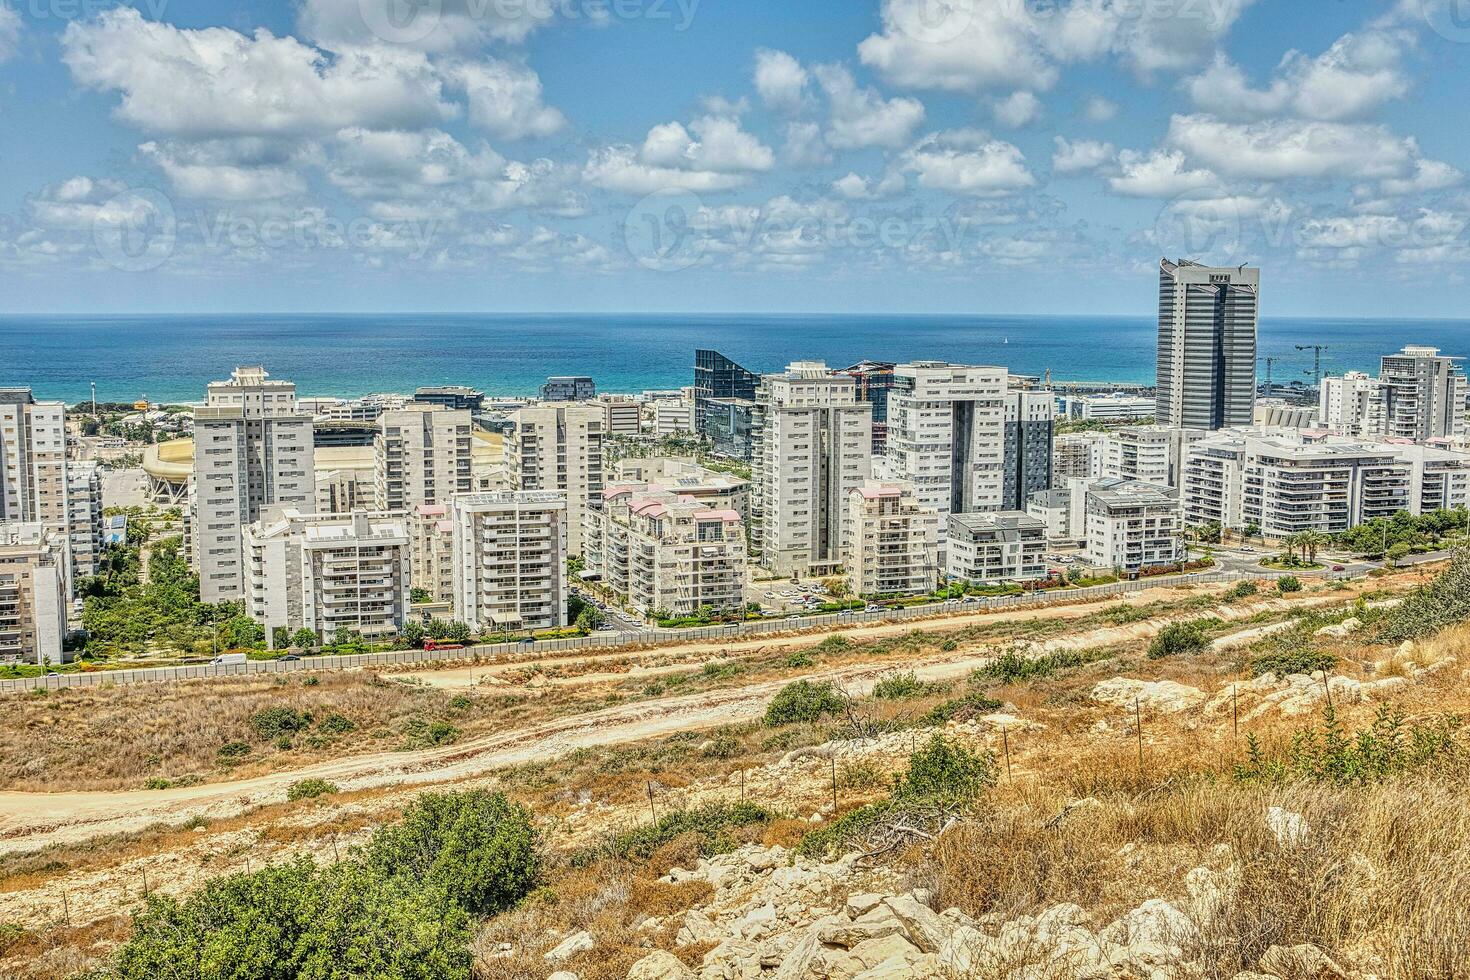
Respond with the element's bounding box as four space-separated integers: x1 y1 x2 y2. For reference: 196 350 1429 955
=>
1296 345 1329 390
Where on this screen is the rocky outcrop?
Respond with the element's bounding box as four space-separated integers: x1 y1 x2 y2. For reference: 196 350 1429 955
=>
1091 677 1206 714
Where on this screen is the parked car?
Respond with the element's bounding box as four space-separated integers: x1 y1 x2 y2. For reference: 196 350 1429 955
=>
277 654 301 662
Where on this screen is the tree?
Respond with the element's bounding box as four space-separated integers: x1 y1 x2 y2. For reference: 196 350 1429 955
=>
1277 576 1303 595
291 628 319 649
400 621 425 648
409 587 432 604
1148 621 1211 659
821 576 851 598
1385 541 1412 568
1299 530 1330 564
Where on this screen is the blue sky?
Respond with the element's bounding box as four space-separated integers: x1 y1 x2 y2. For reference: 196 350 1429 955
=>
2 0 1469 315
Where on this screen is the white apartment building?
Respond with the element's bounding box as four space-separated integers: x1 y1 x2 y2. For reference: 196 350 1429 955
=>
752 362 873 577
506 403 604 557
887 362 1006 518
609 458 749 521
1100 426 1202 488
0 522 70 665
451 491 568 633
244 509 411 646
842 481 941 597
1060 392 1156 422
1254 399 1318 429
66 460 103 578
594 485 746 617
1369 345 1466 441
1319 372 1375 435
1182 430 1470 539
1052 431 1106 485
0 389 69 534
1084 479 1184 574
407 503 456 605
374 405 473 513
314 446 374 514
946 511 1047 585
597 396 643 439
1025 488 1076 543
654 398 696 437
192 367 315 602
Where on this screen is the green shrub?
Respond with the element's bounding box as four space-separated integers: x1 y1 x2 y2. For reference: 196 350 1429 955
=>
574 802 776 866
871 671 948 701
249 705 310 739
764 680 846 726
216 741 251 760
1224 581 1259 601
1236 706 1460 786
1147 621 1211 659
784 651 814 668
318 712 356 734
1102 604 1149 624
367 791 539 918
1380 551 1470 641
919 691 1003 725
1276 576 1304 595
972 648 1087 683
796 800 896 857
1249 647 1337 678
893 735 997 802
700 734 741 759
287 779 339 801
816 635 852 652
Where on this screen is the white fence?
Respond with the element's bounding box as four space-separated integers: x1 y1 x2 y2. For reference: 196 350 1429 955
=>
1 568 1324 695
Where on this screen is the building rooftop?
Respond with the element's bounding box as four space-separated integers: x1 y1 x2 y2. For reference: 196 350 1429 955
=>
949 511 1046 533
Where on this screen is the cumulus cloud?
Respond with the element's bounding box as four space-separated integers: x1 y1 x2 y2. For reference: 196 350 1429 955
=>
1377 159 1463 197
582 115 775 196
448 59 566 140
900 130 1035 197
1081 95 1118 122
0 4 20 62
782 122 833 167
814 64 925 150
62 9 454 139
991 91 1042 128
1107 149 1219 197
1052 137 1114 175
754 49 810 114
1165 114 1421 181
140 139 310 200
831 172 906 200
1184 32 1410 122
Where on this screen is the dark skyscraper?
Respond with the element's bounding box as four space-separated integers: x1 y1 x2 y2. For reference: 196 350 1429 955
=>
1156 259 1259 430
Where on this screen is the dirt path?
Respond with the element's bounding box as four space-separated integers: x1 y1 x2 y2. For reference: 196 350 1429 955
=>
0 586 1347 856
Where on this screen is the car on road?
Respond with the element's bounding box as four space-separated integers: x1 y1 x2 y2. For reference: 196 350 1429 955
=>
1333 564 1345 571
277 654 301 662
209 653 248 666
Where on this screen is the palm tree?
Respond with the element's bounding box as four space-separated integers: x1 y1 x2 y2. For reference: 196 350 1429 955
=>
1299 530 1329 564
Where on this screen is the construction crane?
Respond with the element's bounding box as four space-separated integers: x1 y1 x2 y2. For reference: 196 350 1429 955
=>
1296 345 1329 389
1261 356 1280 397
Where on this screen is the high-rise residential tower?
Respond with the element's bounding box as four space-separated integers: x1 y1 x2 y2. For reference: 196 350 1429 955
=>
373 405 473 513
1156 259 1259 430
506 403 604 557
751 362 872 576
0 389 68 531
1369 345 1466 441
1002 389 1054 510
887 362 1008 518
192 366 315 602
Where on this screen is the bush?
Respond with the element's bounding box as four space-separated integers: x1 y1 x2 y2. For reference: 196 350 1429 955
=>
783 651 814 668
1148 621 1211 659
216 741 251 759
318 712 356 734
1249 647 1337 678
1380 551 1470 641
367 791 539 918
1277 576 1304 595
1224 581 1259 601
972 648 1088 683
249 705 310 739
575 802 776 866
871 671 948 701
894 735 997 802
1236 706 1460 786
920 691 1003 726
764 680 847 726
287 778 339 801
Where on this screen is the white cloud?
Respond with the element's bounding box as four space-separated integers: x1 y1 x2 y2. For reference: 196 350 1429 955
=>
298 0 550 51
1081 95 1118 122
0 4 20 62
62 9 454 139
831 172 906 200
448 59 565 140
754 49 810 114
639 116 774 174
1378 159 1463 197
1166 114 1419 181
782 122 832 167
1184 32 1410 122
140 140 309 200
814 64 925 150
1108 149 1219 197
1052 137 1114 175
991 91 1042 128
582 146 752 195
900 130 1035 197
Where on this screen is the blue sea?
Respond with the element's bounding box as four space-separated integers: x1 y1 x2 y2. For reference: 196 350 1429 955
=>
2 313 1468 404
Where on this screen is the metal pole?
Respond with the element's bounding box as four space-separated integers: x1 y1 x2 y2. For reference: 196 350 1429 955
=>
831 756 838 813
1002 725 1013 781
1135 698 1144 775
